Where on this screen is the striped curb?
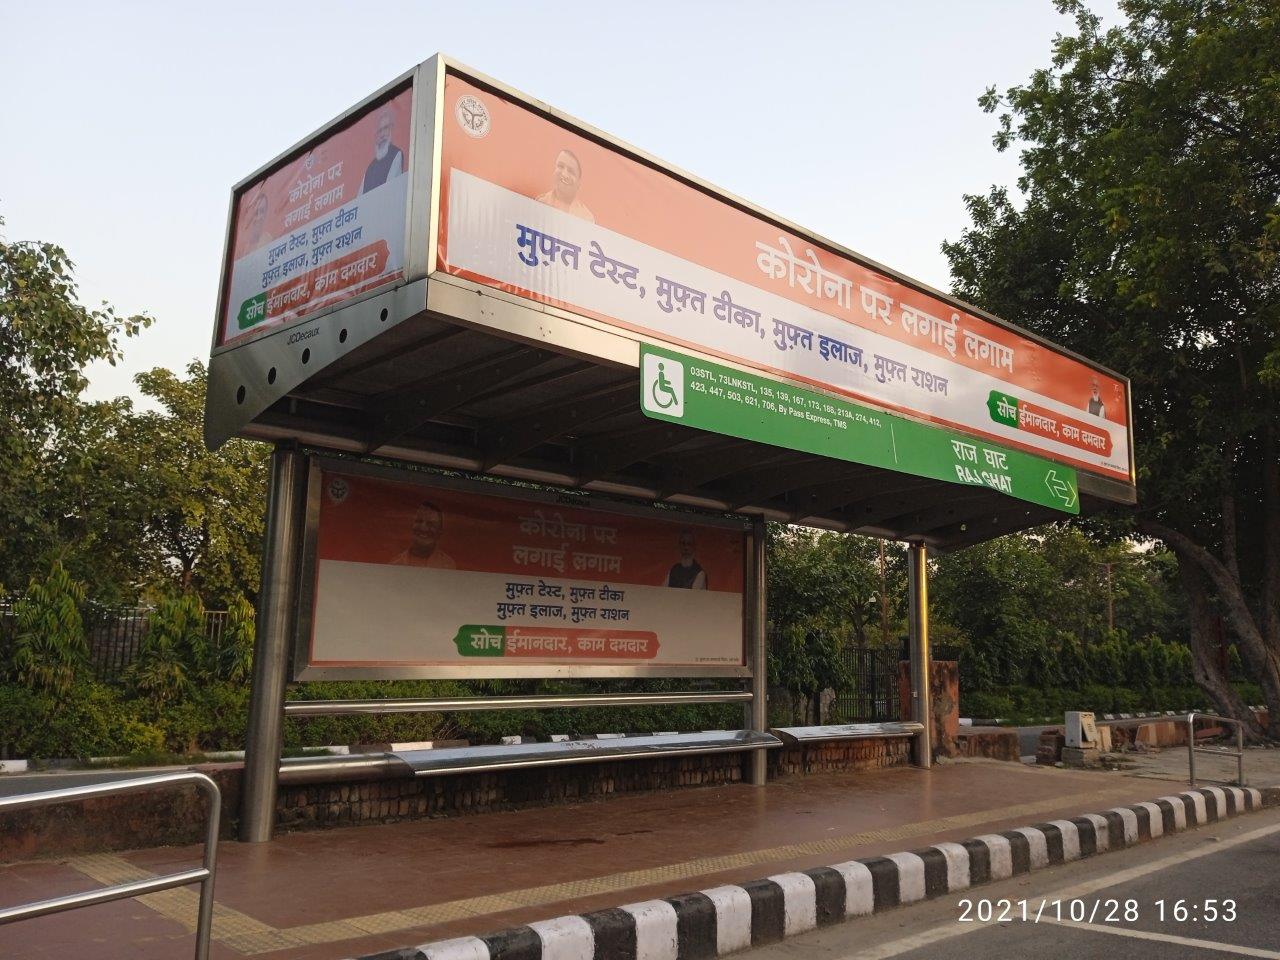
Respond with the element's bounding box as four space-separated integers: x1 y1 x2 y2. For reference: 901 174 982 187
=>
355 786 1263 960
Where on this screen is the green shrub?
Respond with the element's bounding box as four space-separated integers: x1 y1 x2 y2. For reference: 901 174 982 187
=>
282 677 740 747
129 591 206 705
217 597 255 683
0 682 163 759
11 561 89 696
961 691 1016 720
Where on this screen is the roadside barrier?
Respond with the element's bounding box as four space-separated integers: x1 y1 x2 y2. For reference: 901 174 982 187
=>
0 771 221 960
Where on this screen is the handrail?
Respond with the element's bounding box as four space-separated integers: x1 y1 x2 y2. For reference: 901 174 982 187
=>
1186 712 1246 787
283 689 753 716
0 771 221 960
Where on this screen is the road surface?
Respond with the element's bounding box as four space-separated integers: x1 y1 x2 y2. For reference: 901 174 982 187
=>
746 804 1280 959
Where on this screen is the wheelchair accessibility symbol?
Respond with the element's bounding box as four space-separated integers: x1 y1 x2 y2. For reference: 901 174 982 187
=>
642 354 684 418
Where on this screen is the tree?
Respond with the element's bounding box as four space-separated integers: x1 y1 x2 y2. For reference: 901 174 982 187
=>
931 527 1185 691
766 525 902 721
0 218 149 588
128 590 206 707
217 596 256 683
114 363 270 605
943 0 1280 734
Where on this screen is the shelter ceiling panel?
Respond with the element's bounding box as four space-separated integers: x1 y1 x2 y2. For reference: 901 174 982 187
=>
295 316 466 398
457 360 630 423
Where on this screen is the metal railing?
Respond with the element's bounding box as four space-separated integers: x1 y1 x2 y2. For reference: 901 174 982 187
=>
1186 712 1246 787
0 771 221 960
282 689 753 716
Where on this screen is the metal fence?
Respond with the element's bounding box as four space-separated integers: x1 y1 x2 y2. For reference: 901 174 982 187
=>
830 646 903 723
0 597 231 684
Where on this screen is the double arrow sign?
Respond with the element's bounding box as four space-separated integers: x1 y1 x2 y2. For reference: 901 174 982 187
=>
1045 469 1078 509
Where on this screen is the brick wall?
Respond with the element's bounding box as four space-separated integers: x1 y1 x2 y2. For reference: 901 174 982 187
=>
0 766 243 862
771 737 911 777
276 751 748 831
956 728 1021 762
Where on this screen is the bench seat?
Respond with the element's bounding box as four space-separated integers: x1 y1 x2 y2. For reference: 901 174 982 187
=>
770 722 924 745
389 729 781 777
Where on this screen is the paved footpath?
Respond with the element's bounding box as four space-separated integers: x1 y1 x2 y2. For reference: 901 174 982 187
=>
0 760 1207 960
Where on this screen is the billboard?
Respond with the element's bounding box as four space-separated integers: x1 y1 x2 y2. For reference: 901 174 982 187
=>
297 465 748 679
217 86 413 346
435 72 1131 485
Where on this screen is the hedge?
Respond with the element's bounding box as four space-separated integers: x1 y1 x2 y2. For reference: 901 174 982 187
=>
961 683 1264 724
0 677 743 761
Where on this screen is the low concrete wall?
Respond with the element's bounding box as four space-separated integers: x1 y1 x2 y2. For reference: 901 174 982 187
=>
956 727 1021 762
0 735 912 861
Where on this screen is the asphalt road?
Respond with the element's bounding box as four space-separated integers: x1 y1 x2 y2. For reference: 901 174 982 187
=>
747 804 1280 959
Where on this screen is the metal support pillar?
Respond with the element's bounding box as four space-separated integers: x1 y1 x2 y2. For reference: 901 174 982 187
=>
240 444 306 842
907 541 933 768
748 519 769 785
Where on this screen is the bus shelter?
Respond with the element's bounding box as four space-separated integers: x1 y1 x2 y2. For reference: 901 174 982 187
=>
205 56 1136 842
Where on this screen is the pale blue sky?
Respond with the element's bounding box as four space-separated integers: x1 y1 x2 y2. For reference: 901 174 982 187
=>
2 1 1118 403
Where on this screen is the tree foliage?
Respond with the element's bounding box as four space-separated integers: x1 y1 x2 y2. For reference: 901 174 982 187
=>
765 525 904 721
129 591 206 707
0 218 149 586
943 0 1280 733
11 561 89 696
112 363 270 604
218 596 256 684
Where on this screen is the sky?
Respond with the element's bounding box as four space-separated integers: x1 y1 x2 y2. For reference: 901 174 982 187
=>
1 1 1119 405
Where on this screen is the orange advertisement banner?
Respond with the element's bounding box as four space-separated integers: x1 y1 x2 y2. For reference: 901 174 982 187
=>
436 73 1132 483
219 87 412 346
317 472 745 593
306 470 747 675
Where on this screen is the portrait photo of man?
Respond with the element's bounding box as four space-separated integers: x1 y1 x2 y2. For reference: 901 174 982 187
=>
664 529 707 589
1086 375 1107 419
392 500 456 568
361 104 405 195
535 148 595 223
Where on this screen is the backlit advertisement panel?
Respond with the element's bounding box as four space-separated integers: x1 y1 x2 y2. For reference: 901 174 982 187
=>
219 87 412 345
436 73 1131 484
302 469 747 677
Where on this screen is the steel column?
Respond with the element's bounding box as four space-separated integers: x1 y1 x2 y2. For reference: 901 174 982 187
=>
748 519 769 785
240 444 306 842
907 542 933 768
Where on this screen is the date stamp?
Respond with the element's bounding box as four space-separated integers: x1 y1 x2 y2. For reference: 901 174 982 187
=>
958 898 1238 924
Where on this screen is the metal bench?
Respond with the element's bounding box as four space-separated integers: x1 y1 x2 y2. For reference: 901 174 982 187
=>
770 721 924 745
277 693 775 784
279 729 779 782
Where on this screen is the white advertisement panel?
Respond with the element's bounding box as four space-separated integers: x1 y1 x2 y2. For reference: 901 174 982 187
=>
445 171 1128 481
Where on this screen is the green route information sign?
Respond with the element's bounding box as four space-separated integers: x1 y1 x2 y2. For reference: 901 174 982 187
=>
639 344 1079 515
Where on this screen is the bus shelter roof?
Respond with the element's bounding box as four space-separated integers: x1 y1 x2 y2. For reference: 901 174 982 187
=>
227 279 1132 552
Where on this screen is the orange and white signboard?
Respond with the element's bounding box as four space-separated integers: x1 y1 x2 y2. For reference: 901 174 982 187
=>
302 469 747 677
436 74 1132 483
218 88 412 346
